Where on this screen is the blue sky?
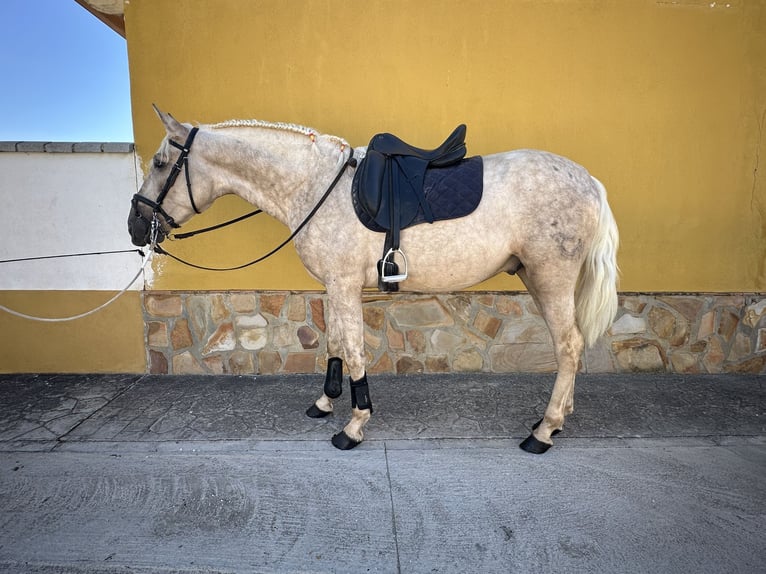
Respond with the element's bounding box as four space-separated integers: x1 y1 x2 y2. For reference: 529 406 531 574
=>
0 0 133 142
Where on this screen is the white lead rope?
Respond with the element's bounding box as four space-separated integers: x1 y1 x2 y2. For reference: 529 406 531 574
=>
0 248 153 323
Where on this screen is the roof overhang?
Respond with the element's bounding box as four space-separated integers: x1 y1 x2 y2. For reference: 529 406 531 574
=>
74 0 125 38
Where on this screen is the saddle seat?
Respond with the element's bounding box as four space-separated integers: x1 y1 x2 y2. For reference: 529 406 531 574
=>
351 124 474 291
367 124 467 165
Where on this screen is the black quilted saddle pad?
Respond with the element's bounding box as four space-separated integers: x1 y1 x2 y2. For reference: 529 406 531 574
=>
352 155 484 233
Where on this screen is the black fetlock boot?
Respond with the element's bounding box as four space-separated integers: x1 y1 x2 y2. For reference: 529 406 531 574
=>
331 373 373 450
305 357 343 418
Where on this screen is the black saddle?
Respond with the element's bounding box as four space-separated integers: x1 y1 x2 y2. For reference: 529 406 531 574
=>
352 125 468 291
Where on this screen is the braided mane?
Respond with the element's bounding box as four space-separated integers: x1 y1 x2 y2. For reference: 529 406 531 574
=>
210 118 348 149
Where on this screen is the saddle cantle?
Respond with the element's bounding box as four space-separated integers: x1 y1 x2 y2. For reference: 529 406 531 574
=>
351 125 484 292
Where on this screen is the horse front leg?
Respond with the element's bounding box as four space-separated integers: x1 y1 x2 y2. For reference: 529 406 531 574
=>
305 307 344 418
325 284 371 450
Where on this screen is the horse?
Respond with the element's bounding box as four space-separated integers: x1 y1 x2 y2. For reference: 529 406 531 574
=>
128 106 619 454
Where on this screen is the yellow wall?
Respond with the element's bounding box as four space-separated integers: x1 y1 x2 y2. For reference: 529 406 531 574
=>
0 292 145 373
126 0 766 293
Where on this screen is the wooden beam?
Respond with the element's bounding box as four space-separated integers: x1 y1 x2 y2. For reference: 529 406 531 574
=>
73 0 125 38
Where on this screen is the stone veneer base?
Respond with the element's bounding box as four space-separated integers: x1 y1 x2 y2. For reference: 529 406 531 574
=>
142 291 766 375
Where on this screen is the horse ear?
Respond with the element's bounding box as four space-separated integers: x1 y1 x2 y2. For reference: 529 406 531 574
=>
152 104 188 139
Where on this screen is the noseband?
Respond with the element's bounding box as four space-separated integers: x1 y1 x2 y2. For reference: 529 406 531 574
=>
131 127 201 235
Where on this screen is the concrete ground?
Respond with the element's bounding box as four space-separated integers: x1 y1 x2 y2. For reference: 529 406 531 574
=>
0 372 763 574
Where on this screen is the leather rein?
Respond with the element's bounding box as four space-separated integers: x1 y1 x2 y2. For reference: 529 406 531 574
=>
132 128 356 271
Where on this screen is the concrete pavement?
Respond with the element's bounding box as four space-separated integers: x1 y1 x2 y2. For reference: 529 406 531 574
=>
0 372 764 573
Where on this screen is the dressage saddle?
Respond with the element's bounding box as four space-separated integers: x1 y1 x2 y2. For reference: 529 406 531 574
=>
353 125 468 291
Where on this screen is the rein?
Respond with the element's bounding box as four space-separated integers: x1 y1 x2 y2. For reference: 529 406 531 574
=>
155 148 356 272
171 208 262 240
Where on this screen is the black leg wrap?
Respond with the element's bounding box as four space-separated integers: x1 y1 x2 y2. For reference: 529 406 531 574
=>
323 357 343 399
331 430 362 450
350 374 373 413
519 434 552 454
532 418 562 437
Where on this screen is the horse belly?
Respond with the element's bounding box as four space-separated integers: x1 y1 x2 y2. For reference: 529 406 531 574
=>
396 209 516 292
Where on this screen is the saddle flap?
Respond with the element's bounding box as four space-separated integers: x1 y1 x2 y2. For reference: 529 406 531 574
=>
356 150 387 218
377 158 426 230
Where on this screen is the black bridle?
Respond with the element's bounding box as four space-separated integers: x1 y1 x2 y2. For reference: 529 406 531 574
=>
131 127 201 234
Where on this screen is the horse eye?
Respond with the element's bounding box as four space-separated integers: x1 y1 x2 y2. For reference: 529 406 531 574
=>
153 156 166 169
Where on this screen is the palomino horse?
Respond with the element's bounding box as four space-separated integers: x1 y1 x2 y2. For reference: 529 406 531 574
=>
128 107 619 454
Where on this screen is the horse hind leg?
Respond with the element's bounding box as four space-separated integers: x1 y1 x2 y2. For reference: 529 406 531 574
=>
516 265 585 454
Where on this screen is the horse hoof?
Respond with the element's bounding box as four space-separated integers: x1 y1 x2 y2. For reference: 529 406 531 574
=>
306 404 332 418
532 418 562 437
331 431 361 450
519 434 553 454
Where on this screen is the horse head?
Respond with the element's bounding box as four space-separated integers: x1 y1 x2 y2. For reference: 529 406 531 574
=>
128 106 210 246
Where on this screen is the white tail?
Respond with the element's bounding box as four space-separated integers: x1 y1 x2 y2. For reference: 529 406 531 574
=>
575 177 619 347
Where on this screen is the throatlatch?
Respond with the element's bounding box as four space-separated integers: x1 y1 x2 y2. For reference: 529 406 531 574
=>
350 374 373 413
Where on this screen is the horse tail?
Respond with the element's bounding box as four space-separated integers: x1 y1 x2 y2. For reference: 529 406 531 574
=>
575 177 619 347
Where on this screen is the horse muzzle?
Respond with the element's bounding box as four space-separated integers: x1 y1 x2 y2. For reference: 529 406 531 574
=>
128 196 168 247
128 209 152 246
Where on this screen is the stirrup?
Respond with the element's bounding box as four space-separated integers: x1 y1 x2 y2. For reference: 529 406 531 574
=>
381 248 408 283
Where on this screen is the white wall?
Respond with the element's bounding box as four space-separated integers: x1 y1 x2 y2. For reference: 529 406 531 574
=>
0 143 146 290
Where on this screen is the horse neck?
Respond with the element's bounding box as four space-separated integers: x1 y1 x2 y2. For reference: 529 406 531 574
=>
201 126 346 228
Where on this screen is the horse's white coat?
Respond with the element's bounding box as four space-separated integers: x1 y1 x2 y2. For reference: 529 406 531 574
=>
130 109 619 450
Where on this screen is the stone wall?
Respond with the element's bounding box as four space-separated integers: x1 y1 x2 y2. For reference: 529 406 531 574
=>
142 291 766 376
